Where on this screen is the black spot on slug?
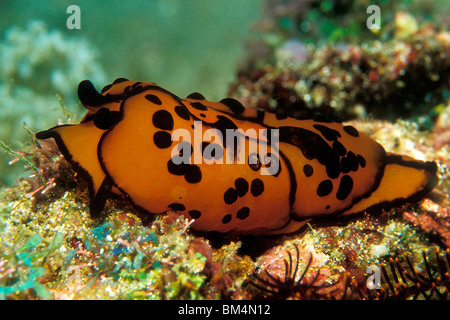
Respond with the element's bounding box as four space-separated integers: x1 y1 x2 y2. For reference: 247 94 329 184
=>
131 82 142 88
332 140 347 157
145 94 162 105
220 98 245 115
188 210 201 219
191 102 208 111
174 105 191 120
236 207 250 220
346 151 359 172
93 108 121 130
313 124 341 142
184 165 202 184
357 154 366 168
167 159 188 176
303 164 314 177
250 179 264 197
336 175 353 200
222 214 232 224
343 125 359 137
152 110 174 131
341 151 359 174
224 188 238 205
168 203 186 211
317 179 333 197
278 126 342 179
234 178 249 197
153 131 173 149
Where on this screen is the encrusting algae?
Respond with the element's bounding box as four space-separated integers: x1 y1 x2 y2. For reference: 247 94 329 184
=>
0 179 212 299
0 85 449 300
0 136 251 299
1 2 450 300
0 102 449 299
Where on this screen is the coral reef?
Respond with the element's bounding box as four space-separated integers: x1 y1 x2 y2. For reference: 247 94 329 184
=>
247 244 450 300
0 137 245 299
361 249 450 300
403 199 450 249
231 27 450 121
234 0 450 123
238 115 450 300
248 0 449 63
432 100 450 151
0 98 449 301
0 182 214 299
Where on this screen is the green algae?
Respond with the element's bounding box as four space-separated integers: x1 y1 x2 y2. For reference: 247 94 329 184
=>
0 1 449 301
0 180 212 300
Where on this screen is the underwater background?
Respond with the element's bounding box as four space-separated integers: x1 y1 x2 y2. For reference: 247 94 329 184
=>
0 0 450 300
0 0 262 185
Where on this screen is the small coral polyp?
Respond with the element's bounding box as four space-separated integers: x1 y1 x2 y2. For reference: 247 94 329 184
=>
36 78 438 235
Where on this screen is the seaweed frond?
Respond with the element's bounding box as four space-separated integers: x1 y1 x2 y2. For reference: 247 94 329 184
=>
0 139 46 186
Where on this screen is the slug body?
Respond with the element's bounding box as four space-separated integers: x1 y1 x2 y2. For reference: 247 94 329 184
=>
36 79 438 235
